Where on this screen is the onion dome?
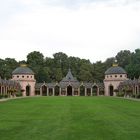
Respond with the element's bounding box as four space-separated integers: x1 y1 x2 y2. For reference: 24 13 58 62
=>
12 64 34 75
105 64 127 75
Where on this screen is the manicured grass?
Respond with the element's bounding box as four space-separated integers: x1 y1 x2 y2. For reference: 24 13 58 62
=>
0 97 140 140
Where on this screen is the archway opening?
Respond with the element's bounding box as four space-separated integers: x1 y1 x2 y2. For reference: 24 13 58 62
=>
55 86 60 96
26 85 30 96
67 85 72 96
109 85 114 96
92 86 98 96
48 88 53 96
42 85 47 96
80 85 85 96
87 88 91 96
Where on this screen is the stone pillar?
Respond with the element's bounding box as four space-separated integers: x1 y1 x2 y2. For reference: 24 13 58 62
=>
91 88 93 96
40 88 42 96
3 87 5 95
78 88 80 96
72 88 74 96
5 86 7 94
85 88 87 96
47 88 49 96
53 88 55 96
97 87 99 96
66 88 67 96
59 87 61 96
59 88 61 96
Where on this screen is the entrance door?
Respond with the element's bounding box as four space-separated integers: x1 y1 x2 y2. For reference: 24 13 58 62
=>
42 85 47 96
80 85 85 96
92 86 98 96
55 86 60 96
109 85 114 96
67 85 72 96
26 85 30 96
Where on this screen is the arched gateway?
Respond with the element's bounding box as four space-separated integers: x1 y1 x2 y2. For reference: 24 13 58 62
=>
35 69 104 96
67 85 72 96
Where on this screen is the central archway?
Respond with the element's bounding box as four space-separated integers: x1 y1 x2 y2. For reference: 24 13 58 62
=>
42 85 47 96
92 85 98 96
109 85 114 96
55 86 60 96
67 85 72 96
26 85 30 96
80 85 85 96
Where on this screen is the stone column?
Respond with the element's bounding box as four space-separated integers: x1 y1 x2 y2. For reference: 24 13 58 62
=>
78 88 80 96
72 88 74 96
3 87 6 95
53 88 55 96
47 88 49 96
85 88 87 96
59 88 61 96
66 88 67 96
40 87 42 96
91 88 93 96
5 86 8 94
97 87 99 96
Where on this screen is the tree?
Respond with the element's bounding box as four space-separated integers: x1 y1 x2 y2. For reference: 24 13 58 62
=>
115 50 131 67
93 61 106 82
104 57 115 69
53 52 68 77
27 51 44 82
126 49 140 78
0 58 18 79
27 51 44 66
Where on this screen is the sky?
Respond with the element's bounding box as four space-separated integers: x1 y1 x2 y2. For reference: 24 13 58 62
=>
0 0 140 63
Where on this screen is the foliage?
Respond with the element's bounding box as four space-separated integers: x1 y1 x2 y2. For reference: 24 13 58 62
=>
116 92 125 97
0 49 140 82
15 92 22 97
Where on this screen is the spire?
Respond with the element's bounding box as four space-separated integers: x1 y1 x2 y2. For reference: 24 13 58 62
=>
66 68 74 81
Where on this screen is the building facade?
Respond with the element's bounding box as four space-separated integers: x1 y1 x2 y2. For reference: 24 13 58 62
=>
12 64 36 96
0 78 20 97
104 64 128 96
35 69 104 96
1 63 139 97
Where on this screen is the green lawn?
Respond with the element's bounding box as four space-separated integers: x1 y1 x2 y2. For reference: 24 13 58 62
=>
0 97 140 140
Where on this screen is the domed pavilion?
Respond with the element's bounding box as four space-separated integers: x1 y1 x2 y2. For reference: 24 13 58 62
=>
12 64 36 96
104 63 128 96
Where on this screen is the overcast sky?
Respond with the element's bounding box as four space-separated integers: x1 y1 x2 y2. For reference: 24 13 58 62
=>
0 0 140 63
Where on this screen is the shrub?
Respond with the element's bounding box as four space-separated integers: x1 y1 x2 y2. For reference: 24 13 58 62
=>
136 93 140 98
117 92 124 97
16 92 22 97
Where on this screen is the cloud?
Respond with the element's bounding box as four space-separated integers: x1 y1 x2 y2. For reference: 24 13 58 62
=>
0 0 140 62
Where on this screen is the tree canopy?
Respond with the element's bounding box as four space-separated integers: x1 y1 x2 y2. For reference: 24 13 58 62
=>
0 49 140 82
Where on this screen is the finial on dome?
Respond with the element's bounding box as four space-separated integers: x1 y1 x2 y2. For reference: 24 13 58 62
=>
112 60 118 67
20 64 27 67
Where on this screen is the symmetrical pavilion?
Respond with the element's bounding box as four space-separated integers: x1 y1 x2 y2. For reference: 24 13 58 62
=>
35 69 104 96
1 63 140 97
104 64 128 96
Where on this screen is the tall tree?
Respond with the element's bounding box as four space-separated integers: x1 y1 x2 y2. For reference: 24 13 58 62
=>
27 51 44 82
115 50 131 68
126 49 140 78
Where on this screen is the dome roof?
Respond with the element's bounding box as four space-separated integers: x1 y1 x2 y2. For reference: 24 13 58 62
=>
12 65 34 75
105 65 127 75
